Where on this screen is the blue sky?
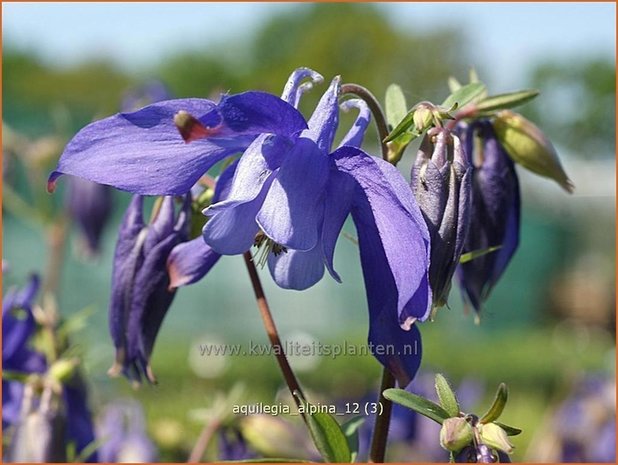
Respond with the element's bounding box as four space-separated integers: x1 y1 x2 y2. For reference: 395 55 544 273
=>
2 2 616 88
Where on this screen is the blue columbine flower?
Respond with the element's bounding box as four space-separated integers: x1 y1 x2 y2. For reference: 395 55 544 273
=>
456 121 520 314
203 70 431 384
411 128 471 311
48 68 431 385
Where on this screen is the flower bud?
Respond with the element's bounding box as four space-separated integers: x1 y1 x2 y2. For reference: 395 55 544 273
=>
108 195 190 384
412 128 471 309
413 104 434 133
479 422 514 454
493 110 573 193
455 120 520 314
440 417 474 452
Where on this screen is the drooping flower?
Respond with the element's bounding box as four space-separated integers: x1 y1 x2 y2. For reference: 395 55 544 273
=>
456 121 520 313
108 195 193 383
411 128 471 310
204 70 431 385
66 176 113 257
48 67 431 385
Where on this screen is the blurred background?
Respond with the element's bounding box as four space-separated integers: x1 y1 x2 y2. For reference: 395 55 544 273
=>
2 2 616 462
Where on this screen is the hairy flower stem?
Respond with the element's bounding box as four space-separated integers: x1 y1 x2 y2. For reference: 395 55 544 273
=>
341 83 389 161
242 252 306 413
341 83 396 463
369 369 395 463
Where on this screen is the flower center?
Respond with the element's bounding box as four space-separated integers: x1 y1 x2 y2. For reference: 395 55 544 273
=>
253 231 287 268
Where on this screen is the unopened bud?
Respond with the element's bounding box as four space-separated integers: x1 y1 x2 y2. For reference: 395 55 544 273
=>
440 417 474 452
413 104 434 132
479 422 514 454
493 110 573 193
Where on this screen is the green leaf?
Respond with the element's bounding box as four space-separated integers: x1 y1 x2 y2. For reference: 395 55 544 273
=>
294 391 352 463
383 388 450 424
383 109 415 143
435 374 460 417
341 416 365 462
480 383 508 424
475 89 540 113
442 82 486 110
385 84 408 131
459 246 502 264
494 421 522 436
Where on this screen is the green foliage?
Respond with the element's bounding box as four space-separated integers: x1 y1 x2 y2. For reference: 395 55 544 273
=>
527 57 615 157
435 373 460 417
294 391 352 463
383 388 450 424
480 383 508 424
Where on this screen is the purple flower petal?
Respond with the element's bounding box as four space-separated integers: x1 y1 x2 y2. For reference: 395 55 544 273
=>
125 232 182 382
203 134 294 254
281 68 324 108
457 121 520 311
257 137 329 250
143 196 176 254
338 99 371 148
334 146 432 324
108 196 146 354
49 93 307 195
303 76 341 152
267 245 325 290
2 380 24 428
211 159 239 204
321 171 356 282
167 237 221 289
368 310 423 387
203 198 265 255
